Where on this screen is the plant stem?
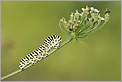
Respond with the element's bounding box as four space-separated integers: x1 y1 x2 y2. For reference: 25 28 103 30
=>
1 36 73 80
1 69 21 80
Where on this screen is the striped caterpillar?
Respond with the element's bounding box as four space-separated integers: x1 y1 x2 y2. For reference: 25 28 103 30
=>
19 35 62 70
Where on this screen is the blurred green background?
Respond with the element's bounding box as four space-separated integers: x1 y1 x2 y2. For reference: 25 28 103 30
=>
1 1 121 81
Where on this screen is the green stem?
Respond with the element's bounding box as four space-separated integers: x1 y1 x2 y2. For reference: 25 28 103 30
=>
1 69 21 80
1 36 73 80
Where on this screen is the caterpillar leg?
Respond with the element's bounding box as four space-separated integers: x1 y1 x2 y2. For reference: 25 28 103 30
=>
19 62 26 70
19 56 30 70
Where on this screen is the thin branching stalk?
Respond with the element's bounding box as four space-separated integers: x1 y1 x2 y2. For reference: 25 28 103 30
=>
1 36 73 80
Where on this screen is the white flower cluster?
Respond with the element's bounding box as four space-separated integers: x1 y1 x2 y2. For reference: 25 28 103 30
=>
59 6 110 38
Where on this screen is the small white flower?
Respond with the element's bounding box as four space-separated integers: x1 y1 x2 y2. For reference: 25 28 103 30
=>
79 13 83 16
90 7 94 11
90 7 100 13
100 17 105 20
70 12 74 20
82 8 85 11
76 10 79 13
75 10 80 19
75 10 79 16
98 14 104 20
82 6 90 13
60 18 63 22
94 9 100 13
71 12 74 16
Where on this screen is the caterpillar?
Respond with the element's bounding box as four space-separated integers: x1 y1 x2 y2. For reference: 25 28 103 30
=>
19 35 62 70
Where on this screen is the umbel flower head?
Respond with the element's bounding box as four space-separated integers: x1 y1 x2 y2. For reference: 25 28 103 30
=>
59 6 110 39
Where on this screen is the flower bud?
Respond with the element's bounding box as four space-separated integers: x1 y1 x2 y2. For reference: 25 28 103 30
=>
75 10 80 20
70 12 74 21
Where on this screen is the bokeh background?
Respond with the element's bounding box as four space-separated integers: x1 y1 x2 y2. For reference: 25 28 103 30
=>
1 1 121 81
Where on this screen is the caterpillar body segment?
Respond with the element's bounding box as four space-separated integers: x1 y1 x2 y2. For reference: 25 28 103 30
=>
19 35 62 70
